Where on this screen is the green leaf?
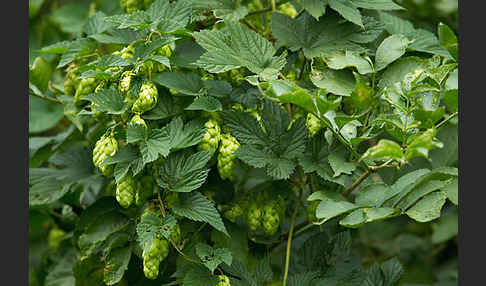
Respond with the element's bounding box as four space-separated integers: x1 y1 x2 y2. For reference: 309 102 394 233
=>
173 41 205 69
375 34 411 71
396 180 450 210
29 96 64 133
405 128 443 161
316 199 361 223
211 224 249 266
78 210 130 255
431 209 458 244
29 180 71 206
172 192 228 235
426 63 457 85
442 178 458 205
156 150 211 193
148 0 191 32
351 0 403 10
378 56 426 91
50 2 90 34
271 12 384 58
185 96 222 112
406 191 447 222
361 139 404 162
136 213 176 251
300 0 328 19
195 243 232 273
142 92 190 120
140 118 206 163
328 150 357 177
44 249 77 286
153 72 204 96
224 100 306 179
104 243 132 285
324 51 373 74
438 22 458 61
183 266 220 286
339 207 399 228
84 11 114 36
81 88 128 114
194 21 286 79
29 56 52 93
126 123 147 144
310 64 357 96
380 257 403 286
89 28 145 44
328 0 363 28
355 183 390 207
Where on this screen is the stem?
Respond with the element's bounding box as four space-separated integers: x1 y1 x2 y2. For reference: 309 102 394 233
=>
282 186 303 286
241 18 259 33
436 112 458 129
343 170 370 197
298 56 306 80
29 91 61 104
271 0 276 11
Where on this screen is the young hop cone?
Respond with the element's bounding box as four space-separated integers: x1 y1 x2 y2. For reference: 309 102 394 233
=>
217 134 240 180
198 119 221 155
93 131 118 176
142 237 169 279
115 174 138 208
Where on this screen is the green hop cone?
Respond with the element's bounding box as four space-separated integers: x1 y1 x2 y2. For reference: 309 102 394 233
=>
135 176 154 206
246 203 262 232
198 119 221 155
132 81 158 114
277 2 298 18
307 200 320 223
119 71 134 94
93 132 118 176
217 275 231 286
262 202 280 235
130 114 148 129
74 77 97 104
120 0 143 13
116 174 137 208
143 238 169 279
306 113 323 137
224 204 244 223
217 134 240 181
64 64 80 96
47 228 66 250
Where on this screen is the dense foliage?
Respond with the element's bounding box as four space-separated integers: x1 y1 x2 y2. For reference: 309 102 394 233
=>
29 0 458 285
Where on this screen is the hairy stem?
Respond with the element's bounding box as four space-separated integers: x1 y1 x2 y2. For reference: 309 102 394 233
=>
436 111 458 129
29 92 61 104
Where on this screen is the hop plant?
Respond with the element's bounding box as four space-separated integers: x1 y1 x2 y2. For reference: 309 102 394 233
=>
217 134 240 180
262 202 281 236
93 131 118 176
198 119 221 155
47 228 66 250
130 114 148 129
246 203 262 232
74 77 97 104
116 174 137 208
135 176 154 206
119 71 134 94
277 2 298 18
306 200 320 223
120 0 145 13
105 180 116 197
142 237 169 279
132 81 158 114
170 223 182 246
217 275 231 286
64 64 80 96
224 204 244 223
306 113 324 137
165 192 179 210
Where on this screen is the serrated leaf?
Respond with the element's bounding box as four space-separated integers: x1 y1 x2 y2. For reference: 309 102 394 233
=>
153 72 204 95
361 139 404 162
194 21 286 79
29 180 72 206
44 249 77 286
406 191 447 222
271 11 384 58
204 80 233 98
183 266 220 286
300 0 328 19
172 192 228 235
89 28 145 44
78 210 130 255
81 88 128 114
438 22 458 61
84 11 113 36
137 213 176 252
126 123 147 144
352 0 403 10
142 92 190 120
148 0 191 32
328 0 363 28
380 257 403 286
185 96 222 112
375 34 411 71
156 150 211 193
195 243 232 273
